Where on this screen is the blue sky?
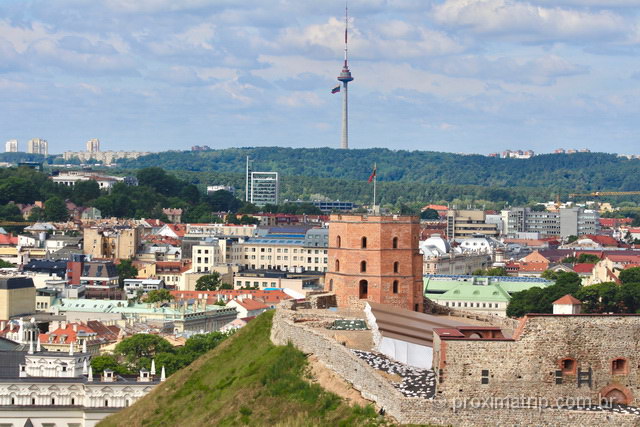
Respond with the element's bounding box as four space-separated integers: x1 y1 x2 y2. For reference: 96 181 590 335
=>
2 0 640 155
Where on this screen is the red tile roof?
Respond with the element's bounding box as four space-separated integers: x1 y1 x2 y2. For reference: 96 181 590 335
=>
230 298 269 311
553 294 582 305
572 263 595 274
0 234 18 245
582 234 620 247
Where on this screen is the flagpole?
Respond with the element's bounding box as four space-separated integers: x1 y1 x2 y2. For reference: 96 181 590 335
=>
373 162 377 212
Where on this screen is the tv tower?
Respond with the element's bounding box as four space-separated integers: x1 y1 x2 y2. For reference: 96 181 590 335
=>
337 3 354 149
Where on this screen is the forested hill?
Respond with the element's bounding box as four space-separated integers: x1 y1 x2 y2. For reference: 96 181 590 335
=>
120 148 640 192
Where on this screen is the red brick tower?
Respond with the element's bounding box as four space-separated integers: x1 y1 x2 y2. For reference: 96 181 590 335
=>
325 214 424 312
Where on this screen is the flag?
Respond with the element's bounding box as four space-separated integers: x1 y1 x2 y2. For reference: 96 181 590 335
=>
331 85 341 94
368 165 377 183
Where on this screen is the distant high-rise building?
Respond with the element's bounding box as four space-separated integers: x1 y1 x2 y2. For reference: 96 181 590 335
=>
5 139 17 153
249 172 279 206
26 138 48 155
86 138 100 153
244 156 279 206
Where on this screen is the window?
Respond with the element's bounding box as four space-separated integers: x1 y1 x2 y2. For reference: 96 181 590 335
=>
337 236 341 248
393 280 399 294
359 280 368 299
481 369 489 384
392 237 398 249
559 358 576 375
361 237 367 248
360 261 367 273
612 358 628 375
329 279 333 291
393 262 399 273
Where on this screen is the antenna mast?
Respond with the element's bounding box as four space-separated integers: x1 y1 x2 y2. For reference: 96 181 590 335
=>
337 2 354 150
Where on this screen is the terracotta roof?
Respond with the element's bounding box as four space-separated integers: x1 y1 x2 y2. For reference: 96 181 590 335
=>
582 234 620 247
231 299 269 311
553 294 582 305
39 324 95 344
572 263 595 273
0 234 18 246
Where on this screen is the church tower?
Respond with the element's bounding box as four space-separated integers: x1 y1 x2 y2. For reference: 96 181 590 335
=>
325 214 424 312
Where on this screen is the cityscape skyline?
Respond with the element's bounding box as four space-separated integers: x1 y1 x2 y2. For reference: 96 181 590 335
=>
2 1 640 153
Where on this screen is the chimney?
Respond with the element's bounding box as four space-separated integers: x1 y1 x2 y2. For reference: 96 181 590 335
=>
72 324 78 332
1 321 5 330
61 321 67 330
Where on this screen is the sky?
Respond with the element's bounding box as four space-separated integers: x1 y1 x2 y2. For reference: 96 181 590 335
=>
2 0 640 155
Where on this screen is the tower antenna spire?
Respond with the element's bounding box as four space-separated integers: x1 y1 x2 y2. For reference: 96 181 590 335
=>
337 1 354 150
344 2 349 64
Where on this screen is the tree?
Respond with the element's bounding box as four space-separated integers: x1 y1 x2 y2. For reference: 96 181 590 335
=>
420 208 439 220
195 272 222 291
0 259 15 268
44 196 69 221
239 214 259 225
117 259 138 286
566 235 578 243
506 272 582 317
146 289 173 303
115 334 175 371
91 354 130 375
71 180 101 205
619 267 640 285
27 206 44 221
531 204 546 212
0 203 23 221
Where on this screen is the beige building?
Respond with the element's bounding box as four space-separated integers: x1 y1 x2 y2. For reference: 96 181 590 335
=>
446 209 498 239
185 223 257 238
26 138 48 155
233 270 323 295
230 238 328 272
0 277 35 319
62 150 150 164
84 226 143 259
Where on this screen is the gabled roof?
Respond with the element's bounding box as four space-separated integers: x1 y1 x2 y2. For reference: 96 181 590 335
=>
228 298 269 311
553 294 582 305
572 263 595 274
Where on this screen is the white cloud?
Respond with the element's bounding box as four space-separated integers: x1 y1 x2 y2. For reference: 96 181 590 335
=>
276 91 325 108
433 0 627 42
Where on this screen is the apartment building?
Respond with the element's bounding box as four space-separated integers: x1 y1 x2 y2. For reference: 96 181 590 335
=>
83 226 143 259
446 209 499 239
231 228 329 272
502 207 599 238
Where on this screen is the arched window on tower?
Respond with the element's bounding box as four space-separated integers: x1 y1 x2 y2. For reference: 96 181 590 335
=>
335 259 340 272
360 261 367 273
361 237 367 248
392 237 398 249
359 280 368 299
393 280 399 294
337 235 341 248
393 261 399 273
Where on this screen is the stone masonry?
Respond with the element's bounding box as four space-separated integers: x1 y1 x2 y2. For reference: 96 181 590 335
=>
271 301 640 426
434 314 640 406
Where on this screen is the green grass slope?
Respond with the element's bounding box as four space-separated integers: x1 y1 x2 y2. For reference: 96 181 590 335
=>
99 311 385 427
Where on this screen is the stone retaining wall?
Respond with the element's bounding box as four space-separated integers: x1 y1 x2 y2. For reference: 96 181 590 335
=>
271 304 639 426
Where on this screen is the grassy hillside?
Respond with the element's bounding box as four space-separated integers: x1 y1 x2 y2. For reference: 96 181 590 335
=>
99 311 386 427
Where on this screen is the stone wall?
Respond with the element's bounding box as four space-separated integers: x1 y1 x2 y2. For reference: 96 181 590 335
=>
436 314 640 406
271 304 639 426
